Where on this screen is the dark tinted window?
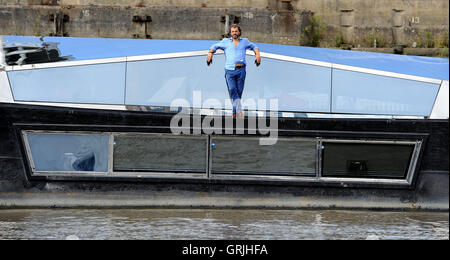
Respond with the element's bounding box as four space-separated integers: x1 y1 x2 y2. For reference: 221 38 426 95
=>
322 142 415 179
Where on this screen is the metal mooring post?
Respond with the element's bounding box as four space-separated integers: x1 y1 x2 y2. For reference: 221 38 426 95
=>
132 15 152 39
49 12 69 37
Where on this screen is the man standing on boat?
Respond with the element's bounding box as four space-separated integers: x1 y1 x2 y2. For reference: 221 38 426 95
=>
207 24 261 119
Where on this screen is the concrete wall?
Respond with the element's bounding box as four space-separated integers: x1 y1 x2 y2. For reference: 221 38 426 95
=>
0 0 448 48
294 0 449 47
3 0 272 8
0 4 306 44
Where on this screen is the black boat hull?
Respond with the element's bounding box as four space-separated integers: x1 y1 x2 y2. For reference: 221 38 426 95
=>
0 103 448 211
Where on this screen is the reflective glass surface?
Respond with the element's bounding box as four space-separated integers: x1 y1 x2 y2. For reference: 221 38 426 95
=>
26 133 109 172
125 55 228 108
9 63 126 104
211 137 317 176
332 69 440 116
125 56 332 113
4 43 442 117
245 58 331 112
113 135 207 173
322 142 415 179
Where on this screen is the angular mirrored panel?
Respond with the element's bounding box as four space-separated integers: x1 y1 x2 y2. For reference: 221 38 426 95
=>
8 62 126 104
322 142 415 179
25 133 109 172
332 69 440 116
126 55 332 113
125 55 229 108
211 137 317 176
113 134 207 173
245 57 332 112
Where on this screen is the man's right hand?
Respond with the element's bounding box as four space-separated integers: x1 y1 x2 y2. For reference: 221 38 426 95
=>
206 53 213 66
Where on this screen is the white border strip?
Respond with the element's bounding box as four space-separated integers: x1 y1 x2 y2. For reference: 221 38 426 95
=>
3 48 443 84
254 51 333 68
5 57 127 71
0 70 13 102
333 63 442 84
4 50 220 70
14 101 127 111
126 50 217 62
430 80 449 119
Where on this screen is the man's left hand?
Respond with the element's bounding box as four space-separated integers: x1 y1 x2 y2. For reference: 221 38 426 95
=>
255 56 261 66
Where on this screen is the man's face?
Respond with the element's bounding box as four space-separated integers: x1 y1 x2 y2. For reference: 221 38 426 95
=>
230 27 240 39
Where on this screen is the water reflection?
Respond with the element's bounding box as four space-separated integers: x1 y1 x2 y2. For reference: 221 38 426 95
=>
0 209 447 240
2 39 73 66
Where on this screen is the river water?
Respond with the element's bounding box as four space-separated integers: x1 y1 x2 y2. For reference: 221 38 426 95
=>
0 209 447 240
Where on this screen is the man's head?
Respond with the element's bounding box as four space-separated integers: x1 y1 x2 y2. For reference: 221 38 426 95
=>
230 24 241 39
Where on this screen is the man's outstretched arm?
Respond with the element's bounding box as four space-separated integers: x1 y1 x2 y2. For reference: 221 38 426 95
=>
207 40 226 66
254 48 261 66
206 49 214 65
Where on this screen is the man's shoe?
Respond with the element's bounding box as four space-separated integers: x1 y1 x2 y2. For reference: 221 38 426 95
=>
237 112 244 119
232 113 237 119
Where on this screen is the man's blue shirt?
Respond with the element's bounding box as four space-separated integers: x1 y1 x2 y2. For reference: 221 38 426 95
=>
209 38 258 70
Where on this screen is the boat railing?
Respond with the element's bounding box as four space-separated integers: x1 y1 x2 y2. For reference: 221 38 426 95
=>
1 49 448 119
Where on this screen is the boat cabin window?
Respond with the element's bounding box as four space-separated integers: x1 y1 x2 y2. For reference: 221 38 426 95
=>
21 130 422 186
113 134 207 173
321 142 415 179
24 133 109 173
210 137 317 176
